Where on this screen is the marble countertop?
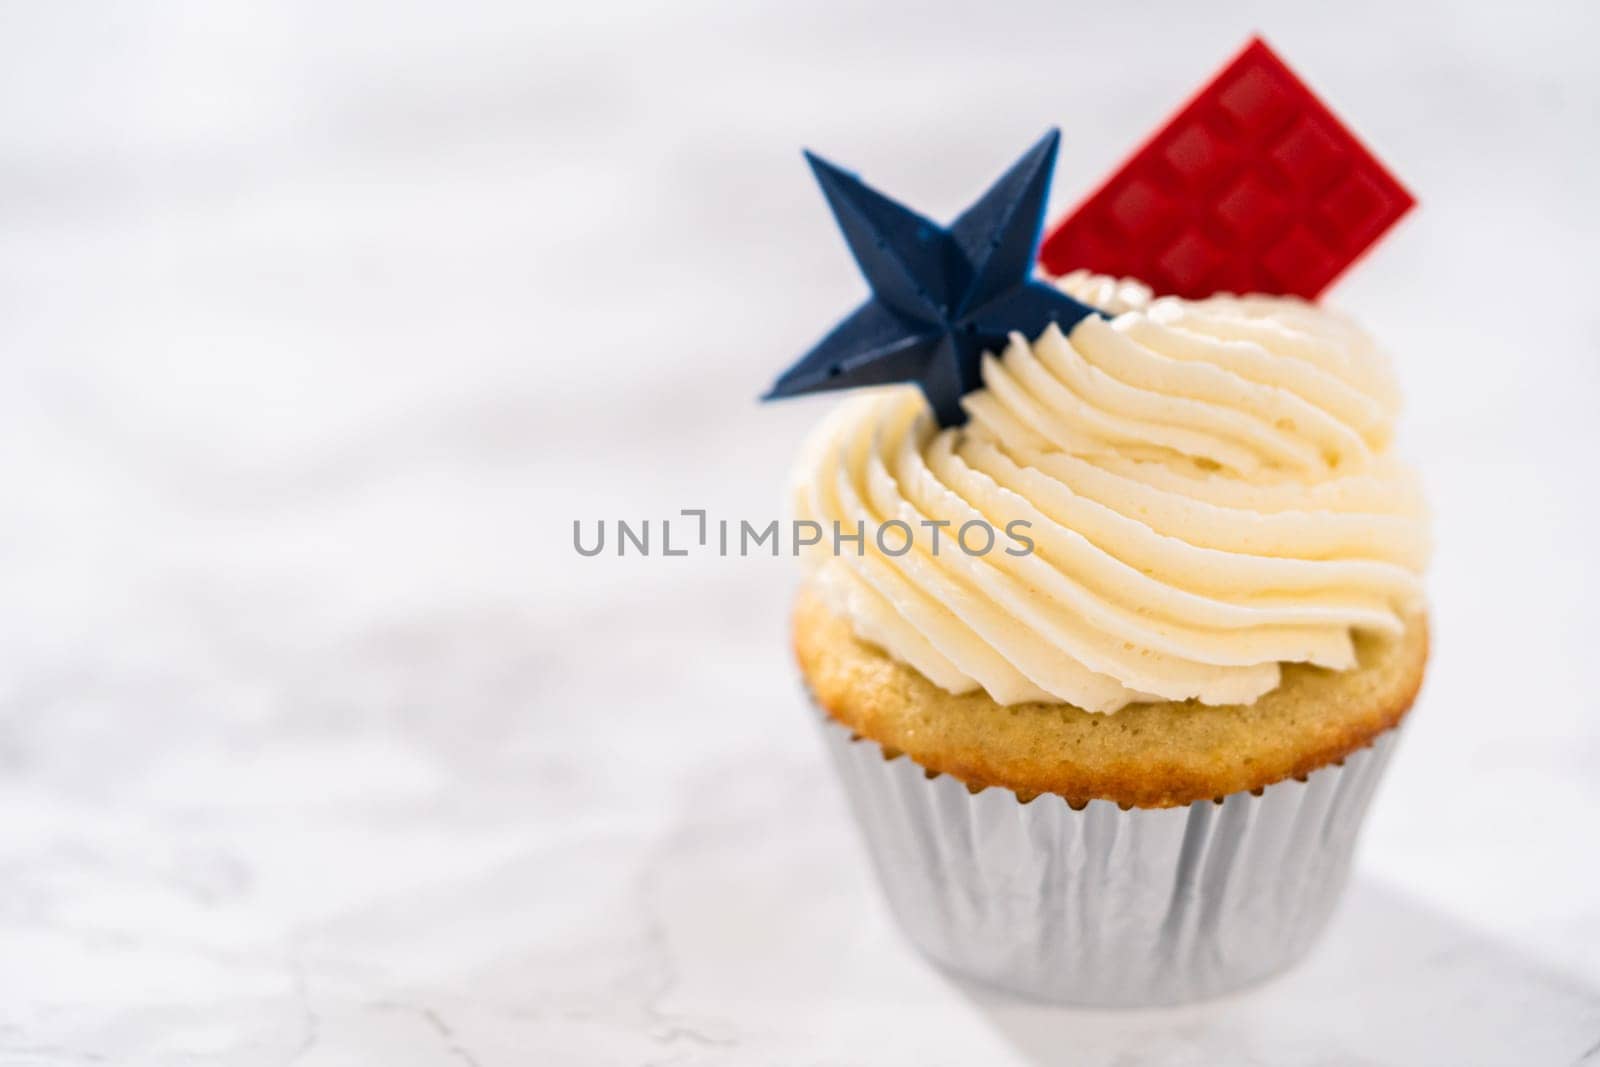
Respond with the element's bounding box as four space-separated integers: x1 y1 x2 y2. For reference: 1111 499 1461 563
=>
2 2 1598 1064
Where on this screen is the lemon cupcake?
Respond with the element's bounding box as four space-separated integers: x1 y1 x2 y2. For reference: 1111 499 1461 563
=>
766 134 1428 1005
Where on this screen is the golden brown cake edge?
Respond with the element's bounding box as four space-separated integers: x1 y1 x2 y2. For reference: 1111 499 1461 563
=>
793 583 1428 808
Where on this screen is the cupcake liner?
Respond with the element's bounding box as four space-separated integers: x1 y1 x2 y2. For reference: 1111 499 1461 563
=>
815 701 1399 1006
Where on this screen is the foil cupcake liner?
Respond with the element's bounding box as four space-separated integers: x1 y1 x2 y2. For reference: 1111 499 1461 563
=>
815 705 1399 1006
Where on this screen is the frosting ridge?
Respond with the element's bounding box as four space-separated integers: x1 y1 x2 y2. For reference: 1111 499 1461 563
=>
791 281 1429 712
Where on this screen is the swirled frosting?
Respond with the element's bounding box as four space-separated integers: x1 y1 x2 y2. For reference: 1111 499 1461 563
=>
790 276 1429 712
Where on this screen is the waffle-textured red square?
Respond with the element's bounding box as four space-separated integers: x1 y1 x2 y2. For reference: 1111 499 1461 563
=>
1039 37 1415 300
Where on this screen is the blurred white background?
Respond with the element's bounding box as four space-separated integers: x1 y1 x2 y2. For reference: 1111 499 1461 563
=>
1 2 1597 1064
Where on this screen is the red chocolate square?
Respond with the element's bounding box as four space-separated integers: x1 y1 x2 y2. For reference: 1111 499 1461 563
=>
1039 37 1415 300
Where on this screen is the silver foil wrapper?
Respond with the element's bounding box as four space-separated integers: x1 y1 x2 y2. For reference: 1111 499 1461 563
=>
817 710 1399 1006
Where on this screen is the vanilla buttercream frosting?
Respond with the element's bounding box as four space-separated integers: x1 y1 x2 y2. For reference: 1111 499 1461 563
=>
790 274 1429 713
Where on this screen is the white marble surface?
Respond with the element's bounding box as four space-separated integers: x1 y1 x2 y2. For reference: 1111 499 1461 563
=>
2 2 1599 1064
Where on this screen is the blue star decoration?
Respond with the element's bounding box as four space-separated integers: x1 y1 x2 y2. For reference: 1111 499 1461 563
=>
762 128 1102 427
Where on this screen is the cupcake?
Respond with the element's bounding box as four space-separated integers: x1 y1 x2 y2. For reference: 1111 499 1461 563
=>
764 124 1428 1005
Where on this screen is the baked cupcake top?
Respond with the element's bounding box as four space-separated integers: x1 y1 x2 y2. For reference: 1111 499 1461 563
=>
766 115 1425 717
789 273 1429 713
